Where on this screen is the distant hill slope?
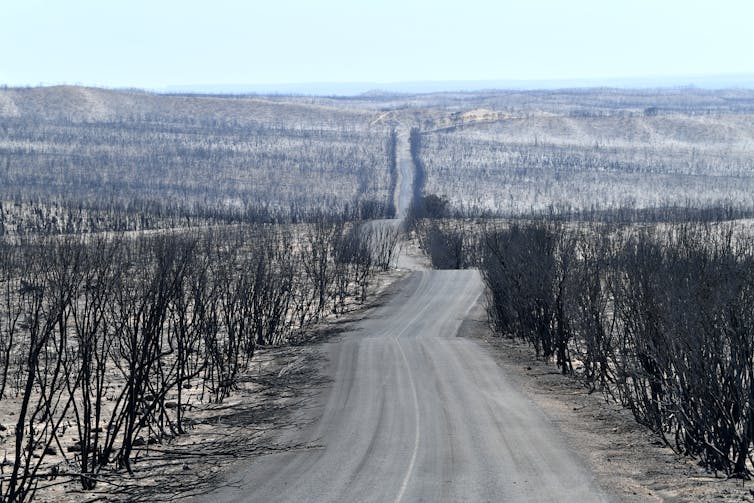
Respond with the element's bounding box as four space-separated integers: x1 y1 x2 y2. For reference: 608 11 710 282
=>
0 86 394 223
413 91 754 215
0 85 374 125
3 85 754 225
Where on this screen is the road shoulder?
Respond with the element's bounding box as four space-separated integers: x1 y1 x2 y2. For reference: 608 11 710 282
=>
459 302 754 503
50 268 411 502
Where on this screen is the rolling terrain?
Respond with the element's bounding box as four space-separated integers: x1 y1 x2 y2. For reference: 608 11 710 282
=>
0 86 396 228
4 86 754 225
4 85 754 501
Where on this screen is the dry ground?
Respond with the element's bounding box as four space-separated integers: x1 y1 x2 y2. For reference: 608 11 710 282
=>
26 268 408 502
32 264 754 502
465 305 754 502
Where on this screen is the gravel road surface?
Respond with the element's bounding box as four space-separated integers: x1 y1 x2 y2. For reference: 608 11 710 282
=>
204 270 608 502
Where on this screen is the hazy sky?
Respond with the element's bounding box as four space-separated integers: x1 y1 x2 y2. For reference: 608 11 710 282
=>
2 0 753 89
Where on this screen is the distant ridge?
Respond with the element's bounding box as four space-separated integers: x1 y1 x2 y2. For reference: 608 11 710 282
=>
162 74 754 96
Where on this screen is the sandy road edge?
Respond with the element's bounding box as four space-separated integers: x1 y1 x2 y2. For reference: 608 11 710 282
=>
458 300 754 503
55 262 754 503
42 268 412 503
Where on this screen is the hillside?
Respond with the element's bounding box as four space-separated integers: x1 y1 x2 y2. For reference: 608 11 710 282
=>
3 86 754 230
0 86 395 229
402 88 754 215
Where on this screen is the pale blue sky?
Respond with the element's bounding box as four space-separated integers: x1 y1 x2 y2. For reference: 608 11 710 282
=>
2 0 753 90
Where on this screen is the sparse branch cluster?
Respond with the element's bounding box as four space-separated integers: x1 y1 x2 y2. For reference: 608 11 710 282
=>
478 220 754 478
412 214 754 478
0 219 398 501
415 219 477 270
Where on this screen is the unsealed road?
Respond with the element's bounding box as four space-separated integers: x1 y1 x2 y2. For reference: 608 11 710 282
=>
394 130 414 220
203 270 608 502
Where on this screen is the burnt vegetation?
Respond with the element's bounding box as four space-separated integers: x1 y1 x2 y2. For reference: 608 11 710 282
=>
4 84 754 497
478 221 754 478
0 86 404 501
0 86 396 235
417 215 754 478
404 88 754 478
411 89 754 217
0 220 398 500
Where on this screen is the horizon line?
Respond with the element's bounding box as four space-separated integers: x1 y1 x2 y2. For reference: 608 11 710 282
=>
5 73 754 97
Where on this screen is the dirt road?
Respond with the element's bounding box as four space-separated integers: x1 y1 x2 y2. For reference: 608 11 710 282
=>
198 126 607 502
202 270 608 502
394 130 414 220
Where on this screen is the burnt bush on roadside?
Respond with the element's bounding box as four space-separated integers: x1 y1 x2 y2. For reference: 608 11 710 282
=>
479 219 754 478
480 222 575 372
414 219 479 270
0 215 395 500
